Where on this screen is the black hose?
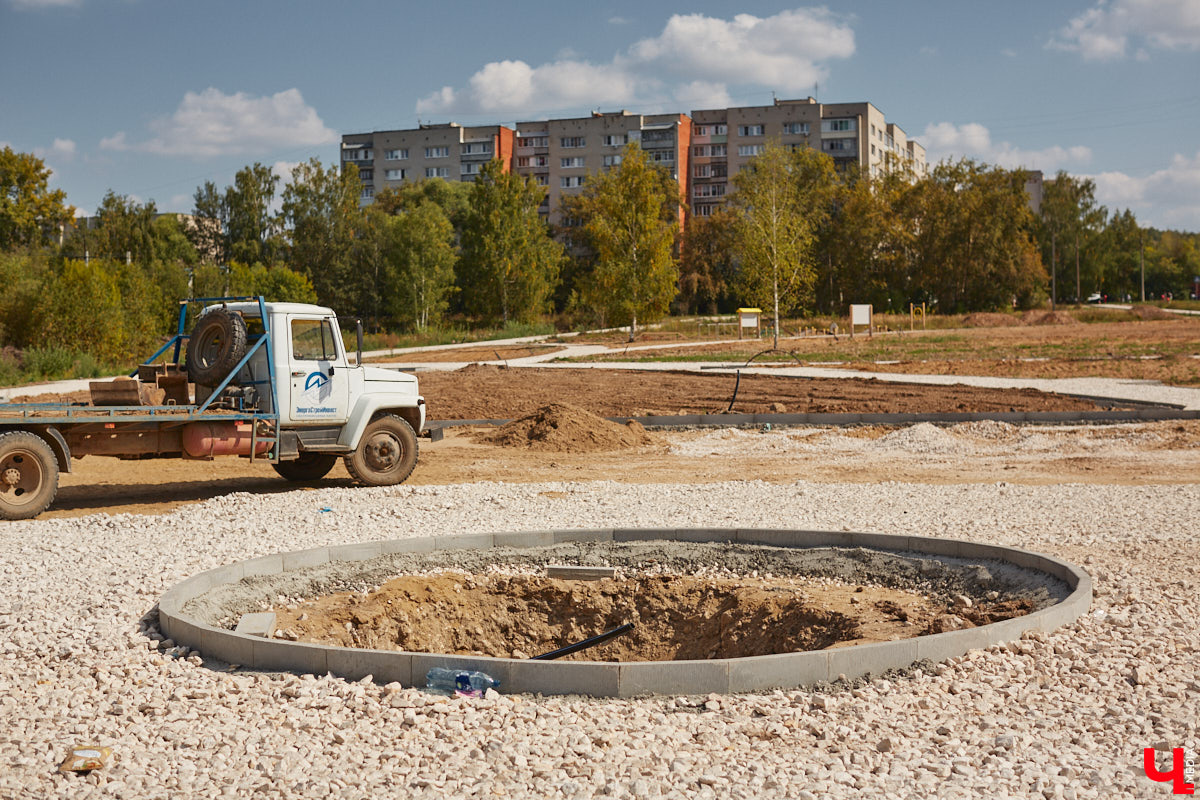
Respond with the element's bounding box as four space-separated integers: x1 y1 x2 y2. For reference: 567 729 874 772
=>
726 370 741 412
531 622 635 661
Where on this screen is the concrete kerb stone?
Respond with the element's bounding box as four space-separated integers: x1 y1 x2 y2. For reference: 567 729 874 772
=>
158 528 1091 697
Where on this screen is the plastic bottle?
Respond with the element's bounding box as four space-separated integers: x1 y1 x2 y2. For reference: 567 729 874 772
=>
425 667 499 695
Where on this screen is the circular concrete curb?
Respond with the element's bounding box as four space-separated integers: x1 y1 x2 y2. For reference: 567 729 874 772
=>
158 528 1091 698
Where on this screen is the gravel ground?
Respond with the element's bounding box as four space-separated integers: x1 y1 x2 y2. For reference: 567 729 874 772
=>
2 465 1198 799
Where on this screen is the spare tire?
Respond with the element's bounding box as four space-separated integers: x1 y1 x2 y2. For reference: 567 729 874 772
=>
186 308 248 385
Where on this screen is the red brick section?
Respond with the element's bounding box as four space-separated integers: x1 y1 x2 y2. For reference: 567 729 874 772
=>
494 127 515 172
674 114 692 233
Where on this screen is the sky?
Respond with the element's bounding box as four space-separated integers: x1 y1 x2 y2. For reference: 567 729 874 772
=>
1 0 1198 230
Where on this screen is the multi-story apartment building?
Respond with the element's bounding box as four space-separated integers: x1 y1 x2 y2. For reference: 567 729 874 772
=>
691 98 926 218
511 110 690 226
340 123 513 205
341 97 922 224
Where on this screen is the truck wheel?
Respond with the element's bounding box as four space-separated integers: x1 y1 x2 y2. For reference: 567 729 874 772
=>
272 453 338 482
344 415 418 487
186 308 248 386
0 431 59 520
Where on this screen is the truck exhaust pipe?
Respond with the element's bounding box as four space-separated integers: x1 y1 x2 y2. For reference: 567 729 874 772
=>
181 421 272 458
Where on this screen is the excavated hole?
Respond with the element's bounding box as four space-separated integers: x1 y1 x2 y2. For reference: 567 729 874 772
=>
265 570 1033 662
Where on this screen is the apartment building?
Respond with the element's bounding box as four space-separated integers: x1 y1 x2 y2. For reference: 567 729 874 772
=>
341 97 922 223
340 123 514 205
511 110 690 226
691 98 926 218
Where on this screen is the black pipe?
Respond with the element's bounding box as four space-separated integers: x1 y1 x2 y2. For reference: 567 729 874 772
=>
531 622 635 661
726 370 741 413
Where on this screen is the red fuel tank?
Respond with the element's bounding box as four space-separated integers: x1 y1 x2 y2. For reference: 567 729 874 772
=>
181 421 272 458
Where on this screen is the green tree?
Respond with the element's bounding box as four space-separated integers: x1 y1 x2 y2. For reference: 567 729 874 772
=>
33 260 128 362
228 261 317 304
189 180 229 264
459 159 563 324
907 159 1043 312
380 201 457 330
678 208 738 314
279 158 362 313
0 250 52 347
0 147 75 251
374 178 471 232
729 140 837 346
1038 171 1105 306
89 191 160 264
561 143 679 337
227 163 281 264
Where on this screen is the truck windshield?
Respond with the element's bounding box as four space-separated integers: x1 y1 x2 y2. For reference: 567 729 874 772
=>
291 319 338 361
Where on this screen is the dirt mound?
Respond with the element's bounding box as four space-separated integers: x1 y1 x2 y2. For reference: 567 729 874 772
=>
456 362 508 375
479 403 662 452
1131 305 1176 320
1022 310 1079 326
962 312 1022 327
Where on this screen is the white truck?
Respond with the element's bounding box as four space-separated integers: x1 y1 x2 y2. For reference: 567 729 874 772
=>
0 297 426 520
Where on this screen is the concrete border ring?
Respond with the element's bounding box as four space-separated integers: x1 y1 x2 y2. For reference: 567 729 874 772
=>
158 528 1091 698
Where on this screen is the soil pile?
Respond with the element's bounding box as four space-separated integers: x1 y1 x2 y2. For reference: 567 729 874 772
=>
479 403 662 452
963 312 1022 327
1131 305 1176 321
1023 310 1079 326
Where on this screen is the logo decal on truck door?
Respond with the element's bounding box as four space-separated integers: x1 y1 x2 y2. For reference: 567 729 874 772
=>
304 371 329 391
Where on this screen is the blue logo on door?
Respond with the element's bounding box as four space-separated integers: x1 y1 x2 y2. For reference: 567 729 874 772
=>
304 371 329 391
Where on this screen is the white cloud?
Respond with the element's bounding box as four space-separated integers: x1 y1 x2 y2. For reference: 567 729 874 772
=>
673 81 732 111
100 88 336 157
1089 151 1200 229
608 16 630 25
1048 0 1200 60
921 121 1093 172
1001 47 1018 58
34 138 76 161
416 8 854 116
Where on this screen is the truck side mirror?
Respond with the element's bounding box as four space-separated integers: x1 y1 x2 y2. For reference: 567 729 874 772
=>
356 319 363 366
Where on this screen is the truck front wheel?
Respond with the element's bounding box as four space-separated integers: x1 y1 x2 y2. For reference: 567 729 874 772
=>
344 415 418 487
272 453 338 482
0 431 59 520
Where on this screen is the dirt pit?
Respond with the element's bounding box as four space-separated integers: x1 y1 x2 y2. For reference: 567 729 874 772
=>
267 571 1032 661
207 541 1062 663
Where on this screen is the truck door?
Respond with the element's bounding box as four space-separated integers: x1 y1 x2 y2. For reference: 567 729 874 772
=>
287 316 350 424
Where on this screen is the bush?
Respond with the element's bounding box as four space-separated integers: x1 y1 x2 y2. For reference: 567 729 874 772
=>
22 346 76 380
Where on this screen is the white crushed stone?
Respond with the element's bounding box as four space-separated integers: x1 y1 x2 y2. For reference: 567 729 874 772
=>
2 458 1199 798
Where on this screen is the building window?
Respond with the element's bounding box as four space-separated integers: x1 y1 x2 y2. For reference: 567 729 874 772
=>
560 136 585 148
692 144 727 158
460 163 482 176
561 157 585 168
870 144 876 155
737 144 764 157
517 157 530 167
461 142 492 155
602 134 626 147
712 124 727 135
711 144 726 157
822 119 856 133
534 174 548 186
342 148 371 161
385 169 406 180
603 154 622 167
694 164 711 178
518 136 548 148
425 167 449 178
358 170 373 181
648 150 674 164
694 204 715 217
360 186 374 199
783 123 809 135
561 176 585 188
737 124 764 137
694 184 726 198
695 125 709 137
385 149 408 160
425 146 449 158
823 139 855 152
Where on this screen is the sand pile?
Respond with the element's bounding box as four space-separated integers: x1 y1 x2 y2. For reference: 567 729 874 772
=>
962 312 1021 327
479 403 662 452
1022 310 1079 325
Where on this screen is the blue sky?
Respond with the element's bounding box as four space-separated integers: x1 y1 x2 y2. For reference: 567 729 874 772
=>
2 0 1198 229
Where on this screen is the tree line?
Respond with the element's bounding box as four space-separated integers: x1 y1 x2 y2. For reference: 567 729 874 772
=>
1 140 1197 380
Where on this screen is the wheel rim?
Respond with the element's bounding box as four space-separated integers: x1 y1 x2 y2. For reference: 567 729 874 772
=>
0 449 44 509
197 329 224 368
363 431 403 473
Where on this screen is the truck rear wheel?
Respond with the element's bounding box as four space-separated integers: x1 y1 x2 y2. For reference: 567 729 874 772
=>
272 453 338 482
344 415 418 487
186 308 248 386
0 431 59 520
